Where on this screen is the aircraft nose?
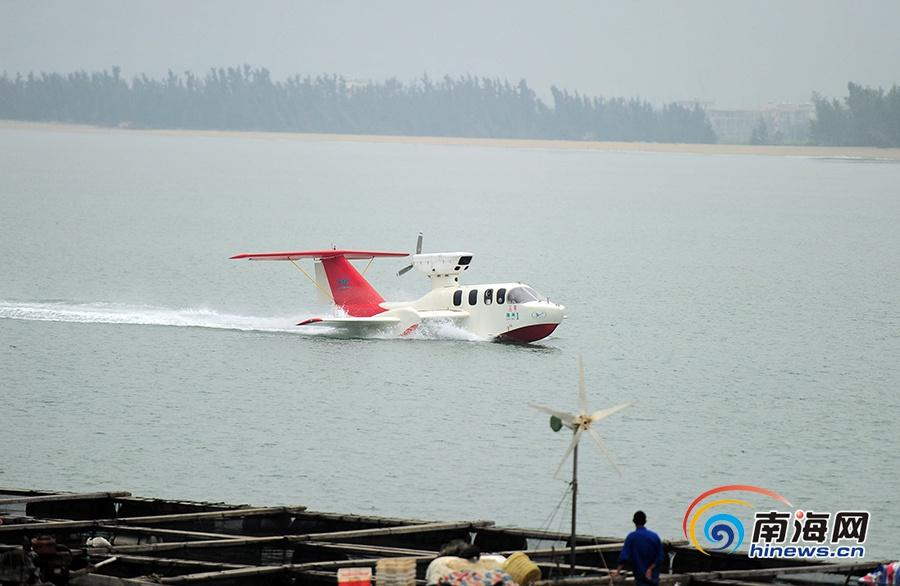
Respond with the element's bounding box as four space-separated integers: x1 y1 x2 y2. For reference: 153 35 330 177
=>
548 303 565 322
529 301 564 323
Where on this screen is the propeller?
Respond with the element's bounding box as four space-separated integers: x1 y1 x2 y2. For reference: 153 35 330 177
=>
396 232 424 276
529 355 633 479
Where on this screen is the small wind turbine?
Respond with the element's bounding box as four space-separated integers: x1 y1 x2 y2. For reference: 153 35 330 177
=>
530 356 633 574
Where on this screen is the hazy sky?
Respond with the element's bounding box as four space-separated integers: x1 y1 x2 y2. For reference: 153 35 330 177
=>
1 0 898 109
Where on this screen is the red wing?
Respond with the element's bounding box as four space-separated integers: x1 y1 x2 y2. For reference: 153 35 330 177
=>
230 249 408 261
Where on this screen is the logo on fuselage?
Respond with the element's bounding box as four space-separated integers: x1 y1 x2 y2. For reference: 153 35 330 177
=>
337 278 350 289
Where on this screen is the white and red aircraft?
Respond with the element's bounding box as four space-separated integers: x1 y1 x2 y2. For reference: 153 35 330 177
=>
230 234 565 343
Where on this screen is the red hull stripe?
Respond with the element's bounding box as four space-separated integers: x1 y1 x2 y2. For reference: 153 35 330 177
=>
297 318 323 326
400 323 419 337
496 323 559 343
230 250 408 261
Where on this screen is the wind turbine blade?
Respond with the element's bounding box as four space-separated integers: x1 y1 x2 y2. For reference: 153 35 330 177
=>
578 355 588 415
553 427 583 479
415 232 423 254
588 427 622 477
529 404 576 426
590 401 634 422
397 264 414 276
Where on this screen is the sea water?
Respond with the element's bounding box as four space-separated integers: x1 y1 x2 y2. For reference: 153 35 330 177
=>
1 126 898 557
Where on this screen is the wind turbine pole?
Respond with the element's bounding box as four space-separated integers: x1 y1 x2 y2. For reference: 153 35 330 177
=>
570 436 578 574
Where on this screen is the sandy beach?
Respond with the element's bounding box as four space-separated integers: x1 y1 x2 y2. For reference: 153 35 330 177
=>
4 119 900 160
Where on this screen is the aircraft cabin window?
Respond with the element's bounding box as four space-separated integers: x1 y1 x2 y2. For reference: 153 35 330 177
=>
496 288 506 304
453 290 463 306
484 288 493 305
468 289 478 306
506 286 540 304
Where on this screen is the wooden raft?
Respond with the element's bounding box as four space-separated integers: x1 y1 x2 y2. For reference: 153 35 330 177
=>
0 488 883 585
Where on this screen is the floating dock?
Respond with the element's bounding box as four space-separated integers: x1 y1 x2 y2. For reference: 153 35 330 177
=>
0 488 880 585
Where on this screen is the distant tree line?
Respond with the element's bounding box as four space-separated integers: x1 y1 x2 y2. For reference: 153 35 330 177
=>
0 65 716 143
811 82 900 147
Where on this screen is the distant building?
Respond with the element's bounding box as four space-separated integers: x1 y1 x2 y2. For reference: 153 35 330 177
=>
705 103 815 144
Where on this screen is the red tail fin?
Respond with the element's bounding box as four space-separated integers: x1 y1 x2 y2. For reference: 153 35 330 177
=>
321 256 386 317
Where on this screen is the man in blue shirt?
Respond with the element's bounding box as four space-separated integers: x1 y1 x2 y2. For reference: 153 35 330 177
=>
614 511 664 586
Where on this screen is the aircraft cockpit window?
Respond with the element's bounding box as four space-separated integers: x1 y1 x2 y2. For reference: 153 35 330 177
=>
484 289 493 305
468 289 478 306
496 288 506 304
506 286 541 304
453 290 463 306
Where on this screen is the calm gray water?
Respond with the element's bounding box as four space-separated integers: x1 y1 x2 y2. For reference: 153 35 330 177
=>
1 126 898 558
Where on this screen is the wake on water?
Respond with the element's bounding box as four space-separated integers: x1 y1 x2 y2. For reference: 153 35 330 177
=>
0 300 486 341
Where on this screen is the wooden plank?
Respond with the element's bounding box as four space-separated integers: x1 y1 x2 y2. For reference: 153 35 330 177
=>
0 491 131 505
0 506 305 533
114 496 240 510
0 487 62 496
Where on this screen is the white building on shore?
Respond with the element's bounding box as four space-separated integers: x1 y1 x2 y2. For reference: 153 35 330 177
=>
704 103 815 144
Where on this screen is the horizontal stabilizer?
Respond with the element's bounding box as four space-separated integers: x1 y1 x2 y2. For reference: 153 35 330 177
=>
230 249 408 261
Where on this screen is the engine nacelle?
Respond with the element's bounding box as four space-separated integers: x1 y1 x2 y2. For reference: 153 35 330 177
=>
413 252 474 287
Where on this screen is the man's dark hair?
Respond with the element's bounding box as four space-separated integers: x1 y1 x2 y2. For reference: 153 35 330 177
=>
633 510 647 526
